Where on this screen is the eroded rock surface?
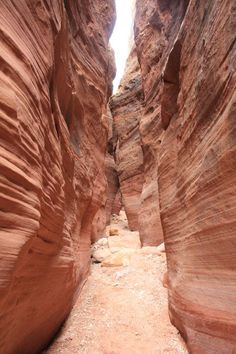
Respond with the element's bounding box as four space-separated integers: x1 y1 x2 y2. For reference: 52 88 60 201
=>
0 1 115 353
134 0 188 246
2 0 236 353
134 0 236 353
105 108 121 225
110 47 144 232
91 108 118 243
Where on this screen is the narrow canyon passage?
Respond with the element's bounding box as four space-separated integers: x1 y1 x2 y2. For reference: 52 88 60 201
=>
0 1 236 353
44 211 187 354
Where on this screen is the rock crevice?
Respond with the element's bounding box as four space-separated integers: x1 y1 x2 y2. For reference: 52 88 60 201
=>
110 47 144 233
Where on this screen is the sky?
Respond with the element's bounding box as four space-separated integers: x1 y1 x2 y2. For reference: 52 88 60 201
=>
110 0 135 93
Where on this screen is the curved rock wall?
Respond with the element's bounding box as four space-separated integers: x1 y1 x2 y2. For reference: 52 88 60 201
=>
110 47 144 232
0 1 115 353
134 0 236 353
134 0 188 246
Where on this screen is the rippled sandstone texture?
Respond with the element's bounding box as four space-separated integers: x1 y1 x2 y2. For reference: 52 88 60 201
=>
110 47 144 232
132 0 167 245
0 1 115 353
135 0 236 353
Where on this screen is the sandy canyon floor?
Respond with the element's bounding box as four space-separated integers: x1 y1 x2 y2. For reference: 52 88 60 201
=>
45 212 187 354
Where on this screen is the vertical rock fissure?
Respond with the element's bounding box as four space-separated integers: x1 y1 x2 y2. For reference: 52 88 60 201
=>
161 40 182 130
110 46 144 234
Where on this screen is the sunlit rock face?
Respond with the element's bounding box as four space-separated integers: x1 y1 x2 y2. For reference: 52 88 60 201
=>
110 47 144 232
0 1 115 353
134 0 236 353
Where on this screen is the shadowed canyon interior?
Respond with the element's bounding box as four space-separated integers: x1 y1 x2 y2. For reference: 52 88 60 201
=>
0 1 236 354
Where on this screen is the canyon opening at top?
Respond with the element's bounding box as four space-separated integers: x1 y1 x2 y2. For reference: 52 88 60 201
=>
110 0 136 92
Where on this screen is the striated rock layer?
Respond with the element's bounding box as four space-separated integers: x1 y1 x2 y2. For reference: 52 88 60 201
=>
0 1 115 353
134 0 236 353
133 0 168 245
110 47 144 232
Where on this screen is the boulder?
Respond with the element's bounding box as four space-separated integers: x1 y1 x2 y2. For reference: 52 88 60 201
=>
109 228 120 236
101 249 136 267
92 248 112 263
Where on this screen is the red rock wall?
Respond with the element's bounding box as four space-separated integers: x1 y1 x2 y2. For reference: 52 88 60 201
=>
105 150 120 223
0 1 115 353
112 189 122 215
105 107 121 223
134 0 188 246
92 107 120 242
110 47 144 231
134 0 236 352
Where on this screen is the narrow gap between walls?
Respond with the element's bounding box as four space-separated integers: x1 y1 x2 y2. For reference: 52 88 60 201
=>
109 0 136 93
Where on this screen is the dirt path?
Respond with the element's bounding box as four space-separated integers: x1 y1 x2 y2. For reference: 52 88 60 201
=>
45 213 187 354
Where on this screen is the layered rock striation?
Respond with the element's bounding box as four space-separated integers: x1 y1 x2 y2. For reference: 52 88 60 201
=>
134 0 187 246
134 0 236 353
110 47 144 232
1 0 236 353
0 1 115 353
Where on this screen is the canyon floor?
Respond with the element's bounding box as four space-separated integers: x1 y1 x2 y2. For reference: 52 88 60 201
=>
45 212 187 354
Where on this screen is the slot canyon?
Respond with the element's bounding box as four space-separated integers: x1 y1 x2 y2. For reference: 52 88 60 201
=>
0 1 236 354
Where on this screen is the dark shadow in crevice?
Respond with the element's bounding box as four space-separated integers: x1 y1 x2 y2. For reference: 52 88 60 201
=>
161 40 182 130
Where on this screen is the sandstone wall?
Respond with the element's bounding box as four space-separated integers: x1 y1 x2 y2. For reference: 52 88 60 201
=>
0 1 115 353
110 47 144 231
92 107 121 242
134 0 236 353
134 0 188 246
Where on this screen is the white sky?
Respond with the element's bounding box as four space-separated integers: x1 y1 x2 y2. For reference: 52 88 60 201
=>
110 0 135 93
